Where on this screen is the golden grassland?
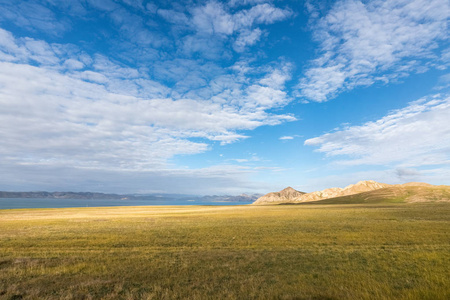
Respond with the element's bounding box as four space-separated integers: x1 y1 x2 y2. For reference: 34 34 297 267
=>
0 203 449 299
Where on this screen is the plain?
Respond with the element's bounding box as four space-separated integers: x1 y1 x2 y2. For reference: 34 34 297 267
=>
0 203 449 299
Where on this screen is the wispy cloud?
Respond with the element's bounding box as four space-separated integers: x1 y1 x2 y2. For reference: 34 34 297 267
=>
305 93 450 167
0 0 71 36
233 28 263 52
299 0 449 102
190 1 291 35
279 136 294 140
184 1 292 56
436 73 450 90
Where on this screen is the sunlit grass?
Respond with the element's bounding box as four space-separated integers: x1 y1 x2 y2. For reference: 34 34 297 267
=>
1 203 449 299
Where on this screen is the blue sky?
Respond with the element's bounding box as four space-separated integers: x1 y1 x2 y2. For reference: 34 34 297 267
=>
0 0 449 194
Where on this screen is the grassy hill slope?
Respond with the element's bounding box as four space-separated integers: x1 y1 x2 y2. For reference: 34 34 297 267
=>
291 185 450 205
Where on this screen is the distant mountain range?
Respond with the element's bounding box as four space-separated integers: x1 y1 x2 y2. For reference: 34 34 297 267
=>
5 181 447 205
0 191 262 203
253 180 450 205
0 191 128 200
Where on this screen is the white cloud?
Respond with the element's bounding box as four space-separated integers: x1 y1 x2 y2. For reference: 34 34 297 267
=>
299 0 449 102
93 55 140 79
228 0 271 7
0 29 295 173
305 93 450 167
233 28 263 52
192 1 235 35
279 136 294 140
75 70 108 84
227 153 261 163
0 1 295 193
299 64 346 102
194 1 289 35
234 3 292 27
0 61 290 168
24 38 60 65
436 73 450 90
242 84 293 111
259 62 292 89
63 58 84 69
185 1 291 57
0 1 70 36
157 9 189 25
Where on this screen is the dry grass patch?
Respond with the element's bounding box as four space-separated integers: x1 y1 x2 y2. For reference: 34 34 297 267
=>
0 203 449 299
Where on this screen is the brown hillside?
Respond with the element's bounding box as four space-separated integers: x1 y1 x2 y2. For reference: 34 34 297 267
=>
253 180 391 205
298 180 391 202
290 185 450 205
252 187 305 205
253 181 449 205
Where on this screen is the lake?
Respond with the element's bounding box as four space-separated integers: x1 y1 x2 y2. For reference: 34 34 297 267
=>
0 198 253 209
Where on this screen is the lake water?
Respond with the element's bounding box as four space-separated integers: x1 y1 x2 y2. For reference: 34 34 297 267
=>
0 198 252 209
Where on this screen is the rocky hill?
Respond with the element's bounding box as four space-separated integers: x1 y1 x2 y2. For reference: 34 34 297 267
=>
252 187 306 204
252 181 449 205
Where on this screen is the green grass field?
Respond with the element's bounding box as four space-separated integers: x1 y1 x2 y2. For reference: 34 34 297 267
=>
1 203 449 299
